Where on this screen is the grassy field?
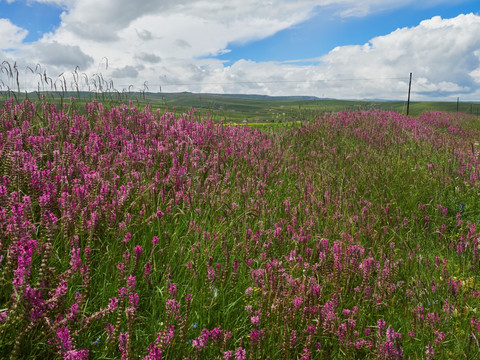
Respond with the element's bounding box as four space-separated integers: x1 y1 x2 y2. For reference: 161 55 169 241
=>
2 90 479 123
1 97 480 359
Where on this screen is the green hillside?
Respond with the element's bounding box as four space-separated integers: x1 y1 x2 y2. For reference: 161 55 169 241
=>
2 90 479 122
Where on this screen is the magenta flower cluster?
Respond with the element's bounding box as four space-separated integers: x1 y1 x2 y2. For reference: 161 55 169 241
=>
1 98 479 358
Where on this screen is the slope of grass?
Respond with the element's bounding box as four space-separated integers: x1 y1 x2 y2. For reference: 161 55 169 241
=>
2 90 479 123
1 99 480 359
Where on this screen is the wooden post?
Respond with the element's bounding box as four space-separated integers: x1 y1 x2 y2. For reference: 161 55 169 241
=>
406 72 412 116
457 97 459 112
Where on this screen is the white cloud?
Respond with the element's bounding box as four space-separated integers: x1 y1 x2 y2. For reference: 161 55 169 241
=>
2 1 480 100
111 65 140 79
32 41 94 68
318 13 480 99
133 13 479 101
0 19 28 50
30 0 317 82
134 52 162 64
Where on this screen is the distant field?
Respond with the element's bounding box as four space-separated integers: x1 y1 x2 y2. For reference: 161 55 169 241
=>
2 90 479 123
90 92 480 122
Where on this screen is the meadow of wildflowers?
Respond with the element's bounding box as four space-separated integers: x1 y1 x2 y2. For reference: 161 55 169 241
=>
1 97 480 359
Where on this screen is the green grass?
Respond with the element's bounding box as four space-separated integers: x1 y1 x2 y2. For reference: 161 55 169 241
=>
2 98 480 358
2 90 479 123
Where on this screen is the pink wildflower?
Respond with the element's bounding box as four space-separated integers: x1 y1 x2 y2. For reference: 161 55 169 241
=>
235 347 246 360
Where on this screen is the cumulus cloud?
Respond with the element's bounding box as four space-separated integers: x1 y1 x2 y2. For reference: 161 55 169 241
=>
319 13 480 99
57 0 165 40
33 41 94 68
134 52 161 64
141 13 480 100
35 0 317 80
48 0 316 55
135 29 155 42
0 18 28 50
111 65 139 79
3 1 480 100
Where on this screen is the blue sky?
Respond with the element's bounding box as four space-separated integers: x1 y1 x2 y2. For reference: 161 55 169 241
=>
0 1 63 43
218 1 480 64
0 0 479 100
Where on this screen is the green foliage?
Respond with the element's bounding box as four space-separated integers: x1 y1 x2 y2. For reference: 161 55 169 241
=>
1 99 480 359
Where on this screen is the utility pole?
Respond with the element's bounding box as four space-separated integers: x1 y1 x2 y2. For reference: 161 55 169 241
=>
406 72 412 116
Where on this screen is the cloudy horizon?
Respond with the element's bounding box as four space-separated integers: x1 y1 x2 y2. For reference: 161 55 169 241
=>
0 0 479 101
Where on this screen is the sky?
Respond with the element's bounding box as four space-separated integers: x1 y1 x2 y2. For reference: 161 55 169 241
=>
0 0 479 101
